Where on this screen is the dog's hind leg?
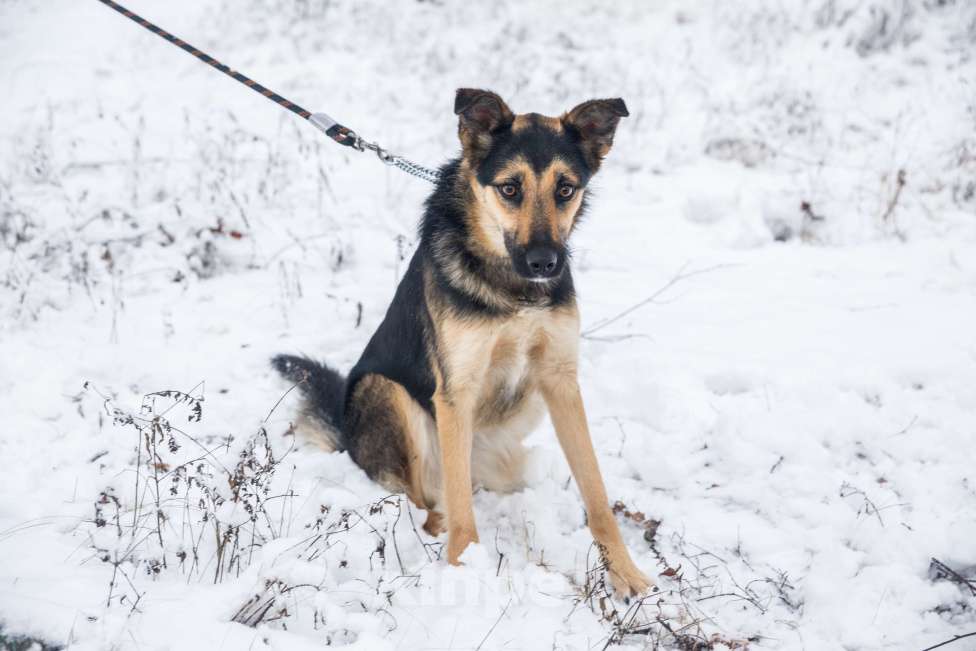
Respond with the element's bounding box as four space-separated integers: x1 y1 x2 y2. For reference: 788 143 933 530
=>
343 373 444 535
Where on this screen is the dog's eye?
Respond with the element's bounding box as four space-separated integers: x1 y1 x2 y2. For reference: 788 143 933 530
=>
557 184 576 200
498 183 520 199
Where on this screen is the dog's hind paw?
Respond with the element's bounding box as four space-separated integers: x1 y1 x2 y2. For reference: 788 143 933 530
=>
422 510 445 536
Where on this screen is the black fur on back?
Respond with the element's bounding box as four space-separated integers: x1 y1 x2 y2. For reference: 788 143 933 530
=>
271 354 347 449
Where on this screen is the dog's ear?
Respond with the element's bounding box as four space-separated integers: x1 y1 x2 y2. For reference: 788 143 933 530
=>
454 88 514 160
562 98 629 171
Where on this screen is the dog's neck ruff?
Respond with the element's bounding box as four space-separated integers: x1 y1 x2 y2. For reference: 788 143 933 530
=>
428 229 565 316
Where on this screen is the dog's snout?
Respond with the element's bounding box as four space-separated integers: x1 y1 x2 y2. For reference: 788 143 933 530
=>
525 246 559 278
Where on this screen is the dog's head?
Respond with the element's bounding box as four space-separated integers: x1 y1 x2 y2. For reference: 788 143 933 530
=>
454 88 628 282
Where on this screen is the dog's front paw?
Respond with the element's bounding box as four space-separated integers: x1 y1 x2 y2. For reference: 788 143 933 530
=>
606 552 654 599
446 525 479 565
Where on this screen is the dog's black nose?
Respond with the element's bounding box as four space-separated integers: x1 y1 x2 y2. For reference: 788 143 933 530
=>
525 246 559 278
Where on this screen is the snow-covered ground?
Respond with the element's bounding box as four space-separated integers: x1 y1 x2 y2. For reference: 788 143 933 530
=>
1 0 975 649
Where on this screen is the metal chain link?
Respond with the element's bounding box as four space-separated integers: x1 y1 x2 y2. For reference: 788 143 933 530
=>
390 156 443 184
352 134 442 184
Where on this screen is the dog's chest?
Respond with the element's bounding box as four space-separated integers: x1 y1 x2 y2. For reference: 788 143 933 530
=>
474 311 548 423
488 336 532 391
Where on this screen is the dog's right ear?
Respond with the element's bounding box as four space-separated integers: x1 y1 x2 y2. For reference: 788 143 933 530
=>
454 88 514 160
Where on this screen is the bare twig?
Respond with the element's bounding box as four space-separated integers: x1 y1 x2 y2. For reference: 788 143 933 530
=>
263 380 303 423
474 597 512 651
582 262 735 338
929 558 976 597
839 482 885 527
919 631 976 651
881 169 907 223
800 200 825 222
891 415 918 437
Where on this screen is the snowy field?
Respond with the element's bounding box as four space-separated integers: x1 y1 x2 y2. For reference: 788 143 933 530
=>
1 0 975 649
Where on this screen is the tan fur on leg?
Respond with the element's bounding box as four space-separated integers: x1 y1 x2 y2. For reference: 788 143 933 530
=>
540 376 652 597
434 391 479 564
534 307 651 598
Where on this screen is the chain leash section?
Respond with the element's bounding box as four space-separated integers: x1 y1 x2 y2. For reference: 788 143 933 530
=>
309 113 441 183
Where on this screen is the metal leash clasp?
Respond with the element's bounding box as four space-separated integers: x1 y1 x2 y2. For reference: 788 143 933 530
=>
353 135 397 166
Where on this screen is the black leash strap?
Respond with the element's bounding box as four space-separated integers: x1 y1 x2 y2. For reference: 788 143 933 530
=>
96 0 441 183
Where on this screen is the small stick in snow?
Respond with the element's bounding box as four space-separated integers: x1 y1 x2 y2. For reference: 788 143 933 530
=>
928 558 976 597
880 168 908 239
800 200 825 222
263 377 304 423
919 631 976 651
881 169 907 224
474 597 512 651
582 262 736 339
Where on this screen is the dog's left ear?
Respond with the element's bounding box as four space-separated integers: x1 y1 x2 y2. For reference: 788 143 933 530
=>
562 98 629 171
454 88 514 160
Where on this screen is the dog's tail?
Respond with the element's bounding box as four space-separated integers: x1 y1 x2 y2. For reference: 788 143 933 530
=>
271 354 346 451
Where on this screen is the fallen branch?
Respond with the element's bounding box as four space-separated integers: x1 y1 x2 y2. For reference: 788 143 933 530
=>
919 631 976 651
475 597 512 651
929 558 976 597
582 262 735 338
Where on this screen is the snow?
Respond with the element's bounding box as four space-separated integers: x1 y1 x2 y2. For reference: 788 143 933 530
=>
1 0 975 649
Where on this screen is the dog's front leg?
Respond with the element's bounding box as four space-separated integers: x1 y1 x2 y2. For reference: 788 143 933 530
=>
433 391 479 564
541 373 652 598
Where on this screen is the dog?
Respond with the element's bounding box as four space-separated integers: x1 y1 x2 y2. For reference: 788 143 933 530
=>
273 88 651 597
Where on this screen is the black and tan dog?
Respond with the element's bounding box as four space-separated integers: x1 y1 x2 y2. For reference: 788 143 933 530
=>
273 88 650 597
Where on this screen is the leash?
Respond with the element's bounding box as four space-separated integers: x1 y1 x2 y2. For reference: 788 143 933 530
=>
95 0 441 184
